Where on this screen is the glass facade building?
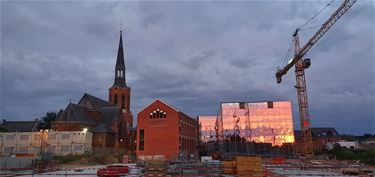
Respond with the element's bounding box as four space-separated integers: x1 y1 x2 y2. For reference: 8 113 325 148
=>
217 101 295 146
198 116 217 143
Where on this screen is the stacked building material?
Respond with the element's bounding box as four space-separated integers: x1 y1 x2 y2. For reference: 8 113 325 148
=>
223 160 236 174
236 156 263 177
144 160 167 176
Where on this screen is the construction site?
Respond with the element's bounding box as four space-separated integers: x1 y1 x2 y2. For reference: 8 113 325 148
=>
1 0 374 176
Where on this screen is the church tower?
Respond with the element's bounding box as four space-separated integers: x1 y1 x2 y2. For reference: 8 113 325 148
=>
109 31 133 127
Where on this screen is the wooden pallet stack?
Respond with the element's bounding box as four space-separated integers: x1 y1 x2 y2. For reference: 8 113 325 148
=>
144 160 167 176
223 160 236 174
236 156 263 177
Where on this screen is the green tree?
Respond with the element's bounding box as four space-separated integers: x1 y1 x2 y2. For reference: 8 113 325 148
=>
38 111 59 130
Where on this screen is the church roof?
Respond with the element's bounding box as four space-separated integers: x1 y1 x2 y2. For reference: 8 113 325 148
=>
92 124 115 133
98 107 121 125
0 119 40 132
55 103 95 124
78 93 114 110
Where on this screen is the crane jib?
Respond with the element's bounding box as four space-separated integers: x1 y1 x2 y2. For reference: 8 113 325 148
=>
275 0 357 83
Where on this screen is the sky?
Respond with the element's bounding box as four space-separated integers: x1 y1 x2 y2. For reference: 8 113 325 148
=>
1 0 374 135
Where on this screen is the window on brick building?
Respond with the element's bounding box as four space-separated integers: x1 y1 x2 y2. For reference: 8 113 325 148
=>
179 137 182 150
150 109 166 119
118 123 124 141
121 95 125 109
139 129 144 151
114 94 118 105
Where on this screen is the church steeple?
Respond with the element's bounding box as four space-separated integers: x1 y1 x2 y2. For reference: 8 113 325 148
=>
113 31 127 87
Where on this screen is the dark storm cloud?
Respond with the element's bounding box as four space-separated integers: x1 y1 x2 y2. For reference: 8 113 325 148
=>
1 1 374 135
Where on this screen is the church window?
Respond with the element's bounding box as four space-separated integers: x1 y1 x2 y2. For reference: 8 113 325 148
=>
118 123 124 141
114 94 118 105
149 109 167 119
109 94 112 102
121 95 125 109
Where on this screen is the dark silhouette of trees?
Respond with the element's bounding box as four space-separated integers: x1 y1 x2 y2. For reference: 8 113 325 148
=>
38 111 60 130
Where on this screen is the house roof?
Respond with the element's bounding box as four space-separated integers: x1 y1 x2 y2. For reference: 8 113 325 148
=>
294 127 339 140
55 103 95 124
78 93 114 110
0 119 40 132
311 127 339 137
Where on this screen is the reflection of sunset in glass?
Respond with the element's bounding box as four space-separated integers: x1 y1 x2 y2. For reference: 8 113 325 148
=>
199 116 217 143
218 101 295 146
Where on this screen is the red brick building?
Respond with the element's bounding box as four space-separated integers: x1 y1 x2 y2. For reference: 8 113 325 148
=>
53 31 134 152
136 100 198 161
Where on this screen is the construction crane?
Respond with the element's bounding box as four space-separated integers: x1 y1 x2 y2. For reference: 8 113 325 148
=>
275 0 357 156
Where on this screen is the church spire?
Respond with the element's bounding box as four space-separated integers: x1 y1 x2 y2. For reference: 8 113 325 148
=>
113 31 127 87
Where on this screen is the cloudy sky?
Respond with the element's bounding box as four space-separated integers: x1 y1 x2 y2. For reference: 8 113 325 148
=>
1 0 374 135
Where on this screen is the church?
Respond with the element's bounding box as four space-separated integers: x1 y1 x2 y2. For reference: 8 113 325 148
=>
53 30 134 151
